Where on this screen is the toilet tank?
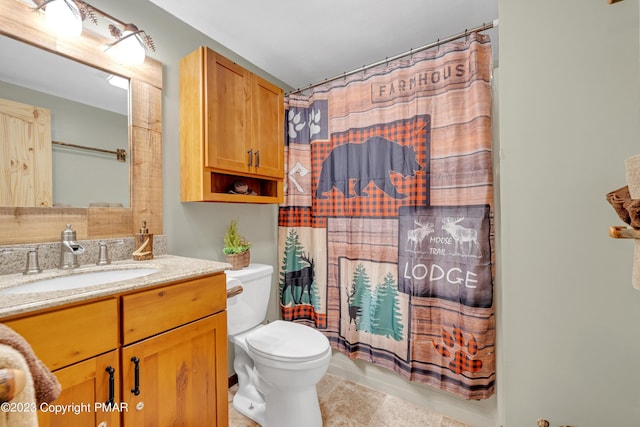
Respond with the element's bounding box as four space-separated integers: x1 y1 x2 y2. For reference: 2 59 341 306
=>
225 264 274 336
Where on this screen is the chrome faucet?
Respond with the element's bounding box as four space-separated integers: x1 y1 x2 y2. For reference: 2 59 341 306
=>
0 246 42 275
96 241 111 265
60 224 85 269
24 248 42 275
96 239 124 265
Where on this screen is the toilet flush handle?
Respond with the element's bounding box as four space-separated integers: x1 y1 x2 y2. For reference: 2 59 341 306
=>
226 285 243 299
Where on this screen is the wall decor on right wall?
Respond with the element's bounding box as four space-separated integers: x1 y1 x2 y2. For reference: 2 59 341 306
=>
606 153 640 288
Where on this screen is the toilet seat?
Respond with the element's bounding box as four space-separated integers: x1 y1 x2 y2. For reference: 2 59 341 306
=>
246 320 329 363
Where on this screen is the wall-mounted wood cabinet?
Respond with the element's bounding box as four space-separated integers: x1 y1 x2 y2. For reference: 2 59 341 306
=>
180 46 284 203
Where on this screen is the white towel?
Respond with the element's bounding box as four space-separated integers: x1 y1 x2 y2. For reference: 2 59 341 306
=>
0 344 38 427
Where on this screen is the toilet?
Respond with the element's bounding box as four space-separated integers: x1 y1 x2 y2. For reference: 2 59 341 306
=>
225 264 331 427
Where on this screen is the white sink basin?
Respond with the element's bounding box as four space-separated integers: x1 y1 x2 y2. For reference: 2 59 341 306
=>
0 268 159 294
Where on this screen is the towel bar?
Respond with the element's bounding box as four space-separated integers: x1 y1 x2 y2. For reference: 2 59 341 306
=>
0 368 26 403
609 225 640 239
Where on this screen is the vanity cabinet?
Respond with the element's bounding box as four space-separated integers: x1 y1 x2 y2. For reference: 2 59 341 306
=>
1 273 228 427
180 46 284 203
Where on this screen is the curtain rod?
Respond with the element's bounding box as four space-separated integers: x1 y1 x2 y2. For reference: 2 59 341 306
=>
288 19 498 96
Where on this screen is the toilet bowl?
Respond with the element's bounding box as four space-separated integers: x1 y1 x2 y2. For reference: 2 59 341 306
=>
226 264 331 427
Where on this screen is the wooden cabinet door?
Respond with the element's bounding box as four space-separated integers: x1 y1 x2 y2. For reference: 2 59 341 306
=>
250 74 284 179
205 49 251 173
0 97 52 207
120 313 228 427
38 350 120 427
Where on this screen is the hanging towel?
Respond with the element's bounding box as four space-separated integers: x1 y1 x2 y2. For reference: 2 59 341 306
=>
0 344 38 427
605 185 640 229
0 324 60 405
625 154 640 289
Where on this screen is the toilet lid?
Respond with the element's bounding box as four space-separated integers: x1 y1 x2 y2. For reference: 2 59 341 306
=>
246 320 329 362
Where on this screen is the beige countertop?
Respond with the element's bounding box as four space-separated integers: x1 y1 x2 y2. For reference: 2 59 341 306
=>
0 255 231 318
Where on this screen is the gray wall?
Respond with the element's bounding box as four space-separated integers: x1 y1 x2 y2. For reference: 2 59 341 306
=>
89 1 640 426
90 0 288 324
499 1 640 426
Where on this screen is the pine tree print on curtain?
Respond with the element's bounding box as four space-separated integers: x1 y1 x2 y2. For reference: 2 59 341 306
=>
346 265 404 341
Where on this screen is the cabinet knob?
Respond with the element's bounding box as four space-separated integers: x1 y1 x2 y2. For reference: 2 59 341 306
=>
247 149 253 167
255 150 260 168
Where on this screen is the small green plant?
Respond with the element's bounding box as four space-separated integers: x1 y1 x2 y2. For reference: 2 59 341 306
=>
223 219 251 255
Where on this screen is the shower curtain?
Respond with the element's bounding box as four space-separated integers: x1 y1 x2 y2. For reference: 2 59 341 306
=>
277 33 494 400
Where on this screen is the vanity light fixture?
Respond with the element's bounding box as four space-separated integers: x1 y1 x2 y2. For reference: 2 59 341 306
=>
40 0 83 38
31 0 155 65
105 23 149 65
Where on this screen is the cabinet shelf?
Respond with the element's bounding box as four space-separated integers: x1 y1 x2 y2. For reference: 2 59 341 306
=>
180 170 283 204
208 171 283 203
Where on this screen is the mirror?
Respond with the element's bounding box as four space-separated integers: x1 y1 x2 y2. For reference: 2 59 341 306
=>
0 35 130 207
0 0 163 245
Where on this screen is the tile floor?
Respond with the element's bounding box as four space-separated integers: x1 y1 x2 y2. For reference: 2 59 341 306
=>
228 373 471 427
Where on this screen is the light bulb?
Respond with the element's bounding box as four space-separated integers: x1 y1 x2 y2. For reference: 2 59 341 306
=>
45 0 82 38
106 74 129 90
109 26 146 65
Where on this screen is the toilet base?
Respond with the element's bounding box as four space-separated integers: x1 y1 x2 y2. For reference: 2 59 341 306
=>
262 386 323 427
232 393 266 426
233 386 322 427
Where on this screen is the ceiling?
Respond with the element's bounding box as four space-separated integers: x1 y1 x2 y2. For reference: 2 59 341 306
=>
0 1 497 112
150 0 499 91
